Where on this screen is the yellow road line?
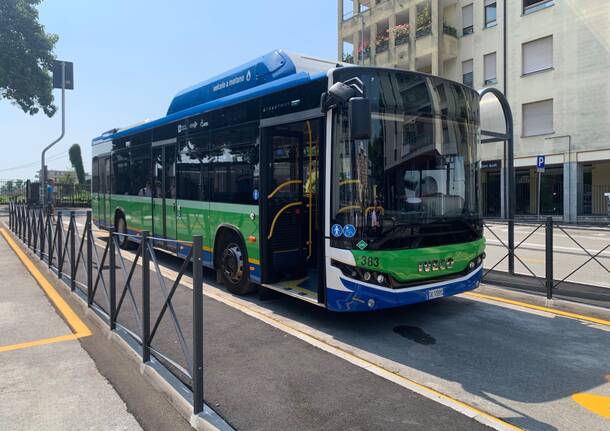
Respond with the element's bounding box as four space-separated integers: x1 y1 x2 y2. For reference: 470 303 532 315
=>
0 334 79 353
0 227 91 353
463 292 610 327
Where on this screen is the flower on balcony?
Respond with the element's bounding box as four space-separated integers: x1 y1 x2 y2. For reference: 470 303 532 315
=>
391 24 410 46
376 32 389 53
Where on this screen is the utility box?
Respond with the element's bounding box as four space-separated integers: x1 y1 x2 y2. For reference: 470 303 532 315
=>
605 192 610 216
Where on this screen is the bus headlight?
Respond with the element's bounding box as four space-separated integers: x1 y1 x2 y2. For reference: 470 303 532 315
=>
363 271 372 282
376 274 386 284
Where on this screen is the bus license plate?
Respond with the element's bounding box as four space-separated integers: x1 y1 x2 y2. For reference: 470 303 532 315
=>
427 288 444 300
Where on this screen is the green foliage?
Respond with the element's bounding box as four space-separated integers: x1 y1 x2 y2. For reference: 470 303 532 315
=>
69 143 86 184
0 0 58 116
416 2 432 29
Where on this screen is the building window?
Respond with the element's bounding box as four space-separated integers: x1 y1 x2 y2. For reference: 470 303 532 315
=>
462 4 473 35
523 99 554 137
484 0 497 28
462 60 473 87
484 52 497 85
523 0 554 15
522 36 553 75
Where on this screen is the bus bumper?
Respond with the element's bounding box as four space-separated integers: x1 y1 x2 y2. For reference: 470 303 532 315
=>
326 266 482 312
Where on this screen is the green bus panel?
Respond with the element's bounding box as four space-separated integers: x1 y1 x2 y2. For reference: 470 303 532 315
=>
351 238 485 284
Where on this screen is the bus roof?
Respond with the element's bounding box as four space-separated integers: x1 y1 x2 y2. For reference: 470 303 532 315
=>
92 50 342 145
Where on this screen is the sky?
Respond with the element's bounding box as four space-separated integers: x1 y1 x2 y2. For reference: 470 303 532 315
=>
0 0 338 179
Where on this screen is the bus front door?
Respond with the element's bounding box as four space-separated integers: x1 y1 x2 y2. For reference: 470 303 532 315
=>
101 157 111 228
152 144 178 249
261 119 322 297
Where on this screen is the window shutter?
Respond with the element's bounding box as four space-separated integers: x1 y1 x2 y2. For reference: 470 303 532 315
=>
484 52 496 82
463 59 473 75
484 0 495 6
523 100 554 136
523 36 553 74
463 4 473 29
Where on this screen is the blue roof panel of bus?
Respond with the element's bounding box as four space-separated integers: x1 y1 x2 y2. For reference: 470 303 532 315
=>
93 50 340 145
167 50 295 115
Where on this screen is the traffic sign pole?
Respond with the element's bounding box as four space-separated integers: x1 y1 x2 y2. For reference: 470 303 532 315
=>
536 155 545 221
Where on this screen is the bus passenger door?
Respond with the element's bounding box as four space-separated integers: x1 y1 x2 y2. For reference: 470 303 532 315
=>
152 144 178 249
262 129 303 283
101 157 111 228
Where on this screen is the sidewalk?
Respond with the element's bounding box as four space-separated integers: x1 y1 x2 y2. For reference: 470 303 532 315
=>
0 229 141 431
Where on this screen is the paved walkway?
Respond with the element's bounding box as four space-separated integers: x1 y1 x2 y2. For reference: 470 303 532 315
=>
0 228 142 431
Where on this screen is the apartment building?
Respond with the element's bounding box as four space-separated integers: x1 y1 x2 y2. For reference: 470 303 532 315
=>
338 0 610 221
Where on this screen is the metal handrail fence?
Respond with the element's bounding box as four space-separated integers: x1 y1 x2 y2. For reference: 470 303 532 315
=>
483 217 610 299
7 202 204 415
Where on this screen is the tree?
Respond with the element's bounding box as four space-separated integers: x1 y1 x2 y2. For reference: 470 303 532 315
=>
69 143 86 184
0 0 58 116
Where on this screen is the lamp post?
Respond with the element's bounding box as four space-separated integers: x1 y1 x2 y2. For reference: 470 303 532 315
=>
42 60 73 211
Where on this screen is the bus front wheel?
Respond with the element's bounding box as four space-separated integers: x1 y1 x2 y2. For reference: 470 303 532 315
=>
115 214 131 249
217 233 254 295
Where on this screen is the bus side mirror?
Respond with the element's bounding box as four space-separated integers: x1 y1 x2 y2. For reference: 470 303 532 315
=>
349 97 371 140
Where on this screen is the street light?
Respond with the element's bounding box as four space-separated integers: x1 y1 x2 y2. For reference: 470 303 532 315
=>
41 60 74 211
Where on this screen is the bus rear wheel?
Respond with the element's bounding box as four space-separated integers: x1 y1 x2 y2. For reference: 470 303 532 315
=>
217 234 254 295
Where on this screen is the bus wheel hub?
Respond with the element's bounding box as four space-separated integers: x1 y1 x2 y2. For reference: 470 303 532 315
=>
222 244 243 283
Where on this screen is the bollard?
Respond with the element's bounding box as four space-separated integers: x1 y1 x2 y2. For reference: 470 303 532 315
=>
141 231 151 363
192 235 204 415
86 212 93 306
57 213 63 279
545 217 553 300
70 212 76 291
109 228 116 330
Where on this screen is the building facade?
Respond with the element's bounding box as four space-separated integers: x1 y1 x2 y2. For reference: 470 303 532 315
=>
338 0 610 221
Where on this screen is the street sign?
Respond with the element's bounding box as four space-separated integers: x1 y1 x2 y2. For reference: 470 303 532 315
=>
481 159 501 170
536 155 545 171
52 60 74 90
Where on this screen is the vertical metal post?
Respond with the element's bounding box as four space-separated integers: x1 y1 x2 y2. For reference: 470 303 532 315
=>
86 211 93 306
70 212 76 291
20 206 25 240
47 213 53 268
545 217 553 299
109 228 116 330
57 213 63 278
32 211 38 251
141 231 151 362
39 209 45 259
537 171 542 221
27 209 32 248
192 235 204 415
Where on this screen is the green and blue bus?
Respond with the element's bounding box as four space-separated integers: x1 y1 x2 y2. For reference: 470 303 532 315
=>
92 50 485 312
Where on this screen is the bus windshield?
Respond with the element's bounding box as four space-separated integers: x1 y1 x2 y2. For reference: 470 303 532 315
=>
331 69 482 251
